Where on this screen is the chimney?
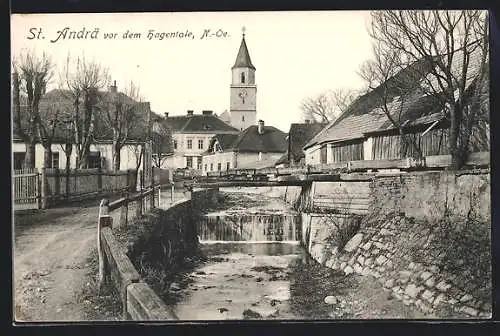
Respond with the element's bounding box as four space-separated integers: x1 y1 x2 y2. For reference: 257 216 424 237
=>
164 112 169 118
304 119 310 124
202 110 213 115
257 120 264 134
109 80 117 93
187 110 194 116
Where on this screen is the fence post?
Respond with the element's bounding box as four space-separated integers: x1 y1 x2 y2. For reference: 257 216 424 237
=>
158 184 161 208
120 192 129 227
150 183 155 209
97 165 103 194
97 198 113 293
39 167 47 209
36 171 41 209
136 191 143 218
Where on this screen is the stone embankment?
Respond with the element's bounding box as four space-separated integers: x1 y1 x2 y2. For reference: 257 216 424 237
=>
294 169 491 318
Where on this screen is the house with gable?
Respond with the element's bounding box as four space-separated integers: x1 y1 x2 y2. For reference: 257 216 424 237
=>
12 82 153 171
161 110 239 172
303 47 489 167
275 120 328 167
202 119 287 172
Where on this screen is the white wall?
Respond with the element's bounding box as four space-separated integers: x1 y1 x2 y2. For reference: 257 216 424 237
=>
304 144 321 165
12 141 144 171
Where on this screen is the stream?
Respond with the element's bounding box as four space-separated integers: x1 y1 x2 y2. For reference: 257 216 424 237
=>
166 190 355 320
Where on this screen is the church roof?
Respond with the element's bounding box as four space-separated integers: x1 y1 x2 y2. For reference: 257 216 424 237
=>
232 35 256 70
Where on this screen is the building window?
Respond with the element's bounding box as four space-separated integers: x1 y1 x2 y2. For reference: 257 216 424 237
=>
204 164 207 171
88 152 101 168
187 139 193 149
173 140 177 150
210 163 213 171
197 159 202 170
241 72 245 83
198 139 204 150
13 152 26 170
226 162 230 170
51 152 60 169
186 156 193 168
242 115 245 122
217 163 222 171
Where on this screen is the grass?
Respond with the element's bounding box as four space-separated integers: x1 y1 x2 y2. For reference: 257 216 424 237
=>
79 248 122 321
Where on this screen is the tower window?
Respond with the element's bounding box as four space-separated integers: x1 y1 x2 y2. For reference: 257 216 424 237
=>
242 115 245 122
241 72 245 83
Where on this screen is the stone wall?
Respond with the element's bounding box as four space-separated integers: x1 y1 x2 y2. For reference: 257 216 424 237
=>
300 213 491 318
371 170 491 222
297 170 491 318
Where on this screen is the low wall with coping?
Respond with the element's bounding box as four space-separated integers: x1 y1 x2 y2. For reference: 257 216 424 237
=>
99 188 219 320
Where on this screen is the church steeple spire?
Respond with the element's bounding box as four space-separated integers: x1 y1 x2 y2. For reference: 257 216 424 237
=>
232 27 256 70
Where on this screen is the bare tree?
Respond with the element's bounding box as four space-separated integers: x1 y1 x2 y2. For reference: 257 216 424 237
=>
151 119 173 168
12 50 54 169
358 43 425 159
38 96 72 168
127 143 144 171
300 88 357 123
61 54 109 169
98 81 141 171
367 10 489 169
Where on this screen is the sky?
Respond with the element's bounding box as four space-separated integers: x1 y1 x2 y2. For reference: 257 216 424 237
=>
11 11 374 132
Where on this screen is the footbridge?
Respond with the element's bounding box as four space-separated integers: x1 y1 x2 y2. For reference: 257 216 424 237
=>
183 152 490 189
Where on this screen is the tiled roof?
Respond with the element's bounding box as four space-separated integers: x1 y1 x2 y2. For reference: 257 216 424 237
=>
206 133 239 153
288 123 328 162
166 115 239 134
205 125 288 154
304 44 487 150
229 125 287 153
232 36 256 70
13 89 151 143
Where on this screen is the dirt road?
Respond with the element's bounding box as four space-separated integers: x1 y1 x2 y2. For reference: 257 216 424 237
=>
13 204 102 322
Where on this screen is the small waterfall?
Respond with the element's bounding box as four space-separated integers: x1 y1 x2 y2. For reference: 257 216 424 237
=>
198 212 302 243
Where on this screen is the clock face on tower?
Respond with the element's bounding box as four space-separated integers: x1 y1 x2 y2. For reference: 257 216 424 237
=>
238 89 248 104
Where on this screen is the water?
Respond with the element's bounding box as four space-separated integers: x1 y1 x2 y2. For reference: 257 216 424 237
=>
198 211 301 242
167 192 338 320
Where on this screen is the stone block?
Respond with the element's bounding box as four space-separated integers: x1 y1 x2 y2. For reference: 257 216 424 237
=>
405 284 423 298
380 228 394 236
343 233 364 253
361 267 371 276
340 262 346 270
353 263 363 274
433 294 446 307
357 255 365 266
424 277 435 288
374 241 385 249
436 281 451 292
429 265 440 274
459 306 479 317
375 255 387 265
344 265 354 275
421 289 434 303
420 271 433 281
408 262 416 270
460 294 473 303
362 241 372 250
364 258 373 266
384 279 394 288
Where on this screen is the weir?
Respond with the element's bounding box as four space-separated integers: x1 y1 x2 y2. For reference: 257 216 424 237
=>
198 211 301 243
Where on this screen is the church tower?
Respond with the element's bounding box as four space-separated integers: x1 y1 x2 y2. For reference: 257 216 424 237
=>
230 27 257 131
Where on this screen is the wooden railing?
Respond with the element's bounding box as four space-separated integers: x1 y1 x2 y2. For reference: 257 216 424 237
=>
195 152 490 183
96 184 179 320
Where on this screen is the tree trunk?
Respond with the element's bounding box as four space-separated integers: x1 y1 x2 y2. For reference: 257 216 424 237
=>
449 105 464 170
113 144 121 171
43 145 53 168
23 141 36 169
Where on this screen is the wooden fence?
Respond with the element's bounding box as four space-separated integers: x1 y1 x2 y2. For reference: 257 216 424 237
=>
13 168 138 210
13 168 40 210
